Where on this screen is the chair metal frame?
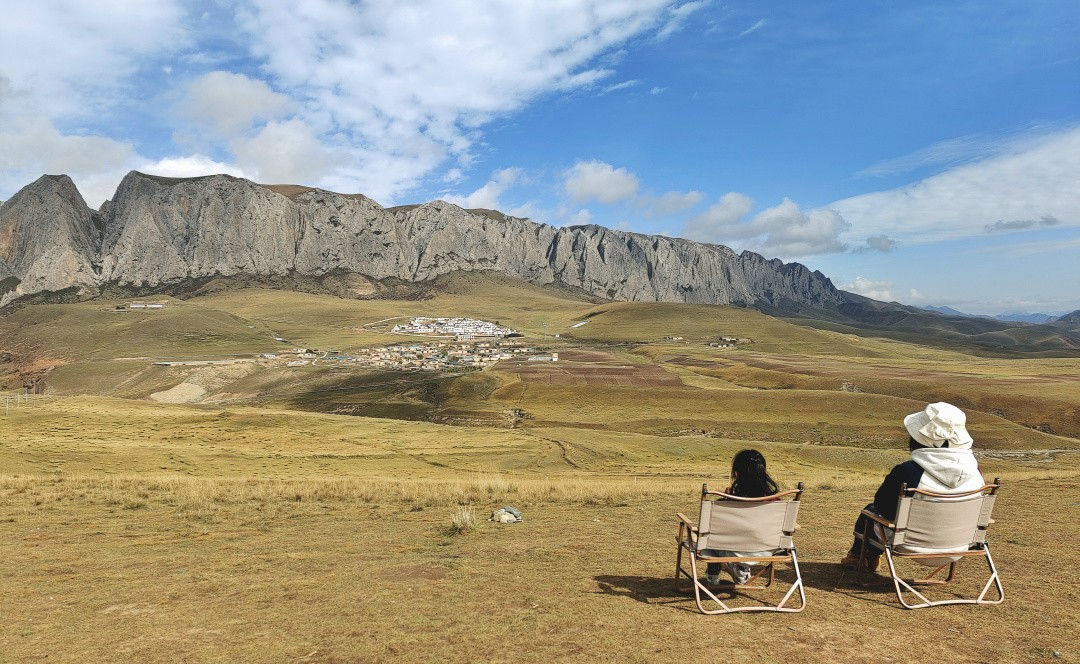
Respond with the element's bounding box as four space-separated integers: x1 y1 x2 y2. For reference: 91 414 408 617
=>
675 482 805 614
856 478 1004 609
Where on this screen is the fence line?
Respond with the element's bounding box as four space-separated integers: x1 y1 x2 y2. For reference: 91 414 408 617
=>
1 388 35 416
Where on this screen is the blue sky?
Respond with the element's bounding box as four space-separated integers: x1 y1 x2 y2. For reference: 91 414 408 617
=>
2 1 1078 315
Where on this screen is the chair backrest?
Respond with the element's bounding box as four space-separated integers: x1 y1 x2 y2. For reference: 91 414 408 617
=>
695 485 802 553
892 481 999 550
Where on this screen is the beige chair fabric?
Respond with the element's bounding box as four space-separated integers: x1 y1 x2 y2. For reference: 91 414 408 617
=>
675 484 805 614
858 480 1004 609
697 499 799 553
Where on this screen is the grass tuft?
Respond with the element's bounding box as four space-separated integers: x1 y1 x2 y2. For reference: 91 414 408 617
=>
448 504 476 534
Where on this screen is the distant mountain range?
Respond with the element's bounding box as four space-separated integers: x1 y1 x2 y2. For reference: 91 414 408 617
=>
923 305 1062 324
2 171 1079 356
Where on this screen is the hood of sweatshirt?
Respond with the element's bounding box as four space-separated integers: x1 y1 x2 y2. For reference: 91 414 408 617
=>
910 447 983 492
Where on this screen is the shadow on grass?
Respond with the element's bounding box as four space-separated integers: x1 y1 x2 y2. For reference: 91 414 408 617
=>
593 575 686 607
799 561 906 608
595 561 904 611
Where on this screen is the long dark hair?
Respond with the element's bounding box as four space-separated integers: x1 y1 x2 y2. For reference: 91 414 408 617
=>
730 449 779 497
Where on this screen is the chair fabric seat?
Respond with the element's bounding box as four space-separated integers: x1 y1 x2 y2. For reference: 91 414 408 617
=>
675 484 806 614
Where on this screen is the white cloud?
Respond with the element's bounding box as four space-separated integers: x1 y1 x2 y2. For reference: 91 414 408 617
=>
684 192 754 236
600 80 641 95
139 155 249 181
0 117 138 207
971 235 1080 257
568 209 593 225
857 130 1025 178
0 1 679 206
738 19 767 37
639 190 704 218
0 0 187 120
233 0 676 202
231 120 345 184
846 276 895 301
853 234 898 253
656 1 709 40
649 86 665 95
179 71 292 136
444 168 523 210
564 160 640 204
984 215 1059 233
0 1 189 205
683 195 850 257
834 125 1080 245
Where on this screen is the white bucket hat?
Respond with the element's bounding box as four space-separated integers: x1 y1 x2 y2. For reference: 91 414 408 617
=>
904 402 973 450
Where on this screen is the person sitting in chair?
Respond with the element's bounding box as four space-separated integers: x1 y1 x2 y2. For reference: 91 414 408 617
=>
841 402 985 571
704 449 780 585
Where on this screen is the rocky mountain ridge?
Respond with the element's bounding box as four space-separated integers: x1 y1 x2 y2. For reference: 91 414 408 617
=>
0 171 842 310
3 171 1080 356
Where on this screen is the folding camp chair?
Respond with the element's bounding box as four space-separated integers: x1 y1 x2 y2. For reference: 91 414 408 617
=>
856 478 1004 609
675 483 805 614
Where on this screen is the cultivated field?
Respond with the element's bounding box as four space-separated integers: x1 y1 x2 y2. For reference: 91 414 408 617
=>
2 276 1078 662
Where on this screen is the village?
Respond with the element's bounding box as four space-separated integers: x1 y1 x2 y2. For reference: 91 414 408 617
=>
255 317 550 372
147 315 746 372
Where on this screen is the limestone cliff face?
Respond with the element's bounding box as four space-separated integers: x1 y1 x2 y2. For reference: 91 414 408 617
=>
0 175 100 303
0 255 17 297
1 170 844 310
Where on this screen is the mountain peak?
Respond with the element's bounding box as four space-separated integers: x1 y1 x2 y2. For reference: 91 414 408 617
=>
2 170 841 311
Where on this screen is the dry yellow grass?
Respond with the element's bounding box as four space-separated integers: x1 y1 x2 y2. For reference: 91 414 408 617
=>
2 471 1077 663
1 393 1077 663
3 283 1080 662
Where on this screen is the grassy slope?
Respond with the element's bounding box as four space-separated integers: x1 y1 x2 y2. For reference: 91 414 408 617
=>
0 396 1076 663
4 279 1079 444
2 279 1080 662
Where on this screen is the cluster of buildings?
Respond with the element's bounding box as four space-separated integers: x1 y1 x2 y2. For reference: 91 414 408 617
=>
350 339 536 371
707 336 751 348
113 300 168 311
259 348 320 367
391 317 517 339
247 340 542 372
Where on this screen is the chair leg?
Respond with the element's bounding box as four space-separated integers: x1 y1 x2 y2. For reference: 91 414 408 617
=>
674 540 684 588
886 546 1004 609
975 544 1005 605
739 562 774 587
855 521 885 587
687 552 737 614
911 562 952 585
774 549 806 613
686 553 804 614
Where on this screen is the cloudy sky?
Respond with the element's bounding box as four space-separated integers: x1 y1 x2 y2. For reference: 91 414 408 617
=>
2 1 1078 315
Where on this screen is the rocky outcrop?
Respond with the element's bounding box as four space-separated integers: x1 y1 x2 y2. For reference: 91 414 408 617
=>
0 175 101 303
1052 310 1080 333
1 170 844 310
0 255 17 297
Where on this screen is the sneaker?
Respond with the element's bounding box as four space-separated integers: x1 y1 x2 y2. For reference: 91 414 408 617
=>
705 571 721 586
840 553 880 572
724 562 751 585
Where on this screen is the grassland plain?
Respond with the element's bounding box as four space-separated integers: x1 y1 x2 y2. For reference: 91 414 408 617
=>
2 277 1080 662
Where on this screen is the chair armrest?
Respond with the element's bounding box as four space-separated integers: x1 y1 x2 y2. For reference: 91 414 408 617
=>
676 513 698 533
861 509 895 529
